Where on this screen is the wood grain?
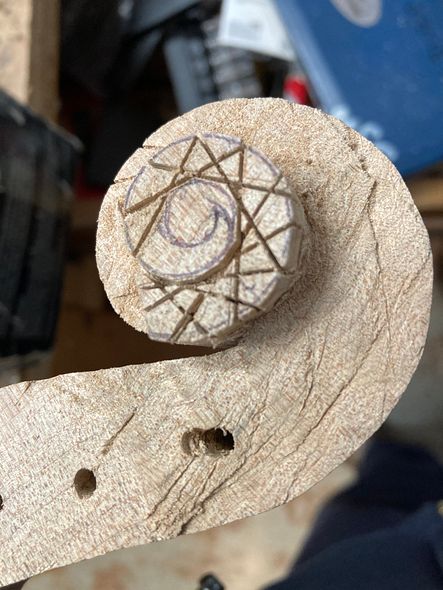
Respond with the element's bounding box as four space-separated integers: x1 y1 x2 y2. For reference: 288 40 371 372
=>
0 99 432 586
120 132 305 346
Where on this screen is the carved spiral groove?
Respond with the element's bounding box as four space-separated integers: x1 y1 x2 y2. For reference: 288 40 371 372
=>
122 133 306 346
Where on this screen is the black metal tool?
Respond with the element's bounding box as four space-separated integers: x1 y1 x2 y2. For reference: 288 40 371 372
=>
198 573 225 590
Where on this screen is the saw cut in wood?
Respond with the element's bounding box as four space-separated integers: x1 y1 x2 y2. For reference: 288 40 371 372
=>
0 98 432 586
117 131 306 346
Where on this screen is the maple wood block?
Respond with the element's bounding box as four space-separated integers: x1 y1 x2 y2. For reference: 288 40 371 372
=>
0 0 60 121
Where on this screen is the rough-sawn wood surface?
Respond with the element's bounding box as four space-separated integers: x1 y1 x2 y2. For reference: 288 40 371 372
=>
0 99 432 585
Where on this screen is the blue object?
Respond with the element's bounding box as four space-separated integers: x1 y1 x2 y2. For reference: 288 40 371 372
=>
276 0 443 175
266 439 443 589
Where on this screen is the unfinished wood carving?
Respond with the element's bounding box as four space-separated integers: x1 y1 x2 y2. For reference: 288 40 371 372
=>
0 99 432 586
122 133 305 345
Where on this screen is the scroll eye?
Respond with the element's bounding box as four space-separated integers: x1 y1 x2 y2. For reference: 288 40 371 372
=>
121 133 306 347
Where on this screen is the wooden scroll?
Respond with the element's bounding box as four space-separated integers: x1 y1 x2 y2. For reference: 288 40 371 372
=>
0 99 432 586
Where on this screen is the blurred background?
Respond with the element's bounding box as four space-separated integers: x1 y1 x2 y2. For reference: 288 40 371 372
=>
0 1 442 589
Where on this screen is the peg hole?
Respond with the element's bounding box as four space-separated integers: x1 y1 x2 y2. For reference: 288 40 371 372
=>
182 427 234 457
74 468 97 499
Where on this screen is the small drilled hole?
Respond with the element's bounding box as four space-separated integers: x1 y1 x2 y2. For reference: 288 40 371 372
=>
182 427 234 457
74 468 96 499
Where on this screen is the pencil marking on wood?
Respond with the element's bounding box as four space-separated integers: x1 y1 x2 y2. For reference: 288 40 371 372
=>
101 409 137 456
121 133 305 346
